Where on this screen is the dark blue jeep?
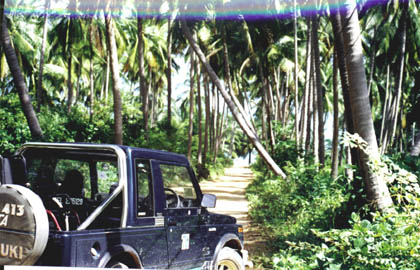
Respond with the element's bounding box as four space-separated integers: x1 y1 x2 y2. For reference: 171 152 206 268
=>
0 143 251 269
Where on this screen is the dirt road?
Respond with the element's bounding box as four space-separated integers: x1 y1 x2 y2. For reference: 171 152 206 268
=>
200 166 269 257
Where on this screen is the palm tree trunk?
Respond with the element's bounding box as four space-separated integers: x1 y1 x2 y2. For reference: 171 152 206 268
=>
36 0 50 112
312 15 325 166
367 27 376 95
137 18 149 141
89 20 95 118
388 4 408 150
379 65 391 153
187 49 195 160
1 17 43 139
331 9 357 180
411 129 420 156
312 65 319 163
75 62 81 104
203 74 210 168
196 60 203 165
302 18 311 150
293 0 299 148
105 15 123 145
305 70 313 154
166 18 173 127
181 19 286 178
331 52 339 178
66 43 73 112
340 0 393 212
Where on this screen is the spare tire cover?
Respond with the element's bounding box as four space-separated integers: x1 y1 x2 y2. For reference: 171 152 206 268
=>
0 184 49 265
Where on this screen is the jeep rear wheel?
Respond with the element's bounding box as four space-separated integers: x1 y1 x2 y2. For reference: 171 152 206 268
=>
216 247 244 270
0 184 49 265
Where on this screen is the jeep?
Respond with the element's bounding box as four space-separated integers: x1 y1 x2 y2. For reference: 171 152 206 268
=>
0 142 251 269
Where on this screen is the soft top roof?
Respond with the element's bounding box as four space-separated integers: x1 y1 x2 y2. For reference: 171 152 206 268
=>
18 142 189 165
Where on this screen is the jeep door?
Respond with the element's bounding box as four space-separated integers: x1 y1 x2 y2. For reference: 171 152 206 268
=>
156 162 208 269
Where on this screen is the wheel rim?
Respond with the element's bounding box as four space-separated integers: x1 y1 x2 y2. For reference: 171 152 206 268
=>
218 259 240 270
109 262 129 268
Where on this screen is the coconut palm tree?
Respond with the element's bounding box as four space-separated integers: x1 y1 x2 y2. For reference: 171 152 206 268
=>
105 15 123 145
339 0 393 212
181 19 286 178
1 16 43 139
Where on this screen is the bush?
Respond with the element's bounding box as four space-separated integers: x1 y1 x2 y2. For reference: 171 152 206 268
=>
247 159 351 250
272 211 420 270
250 132 420 270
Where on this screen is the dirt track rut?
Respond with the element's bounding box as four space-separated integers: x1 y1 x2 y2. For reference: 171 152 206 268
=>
200 166 269 256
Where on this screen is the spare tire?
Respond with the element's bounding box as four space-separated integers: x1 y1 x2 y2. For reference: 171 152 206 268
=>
0 184 49 265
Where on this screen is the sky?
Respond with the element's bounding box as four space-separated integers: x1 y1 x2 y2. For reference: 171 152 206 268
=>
4 0 391 19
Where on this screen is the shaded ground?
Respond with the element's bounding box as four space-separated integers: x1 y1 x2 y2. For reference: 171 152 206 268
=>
200 166 271 260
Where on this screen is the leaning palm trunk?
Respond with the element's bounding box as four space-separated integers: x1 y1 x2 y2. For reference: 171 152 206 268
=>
340 0 393 212
181 20 286 178
1 17 43 139
105 15 123 145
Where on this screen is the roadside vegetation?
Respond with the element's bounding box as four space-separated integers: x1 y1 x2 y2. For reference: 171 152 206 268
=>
248 127 420 269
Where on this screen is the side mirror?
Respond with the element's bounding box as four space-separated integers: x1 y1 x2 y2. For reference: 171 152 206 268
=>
201 194 216 208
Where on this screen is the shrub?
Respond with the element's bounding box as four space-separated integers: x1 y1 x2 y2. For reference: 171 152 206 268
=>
248 158 351 249
272 211 420 270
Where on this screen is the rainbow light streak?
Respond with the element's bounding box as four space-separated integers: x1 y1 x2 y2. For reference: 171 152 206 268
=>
2 0 411 19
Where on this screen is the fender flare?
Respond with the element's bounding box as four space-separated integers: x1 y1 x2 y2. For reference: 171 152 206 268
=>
211 233 243 268
98 244 143 268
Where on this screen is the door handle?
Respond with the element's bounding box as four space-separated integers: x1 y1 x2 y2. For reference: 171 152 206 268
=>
199 215 210 224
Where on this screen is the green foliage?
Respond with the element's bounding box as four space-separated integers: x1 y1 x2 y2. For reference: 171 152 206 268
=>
248 159 350 249
272 211 420 270
248 128 351 251
0 95 32 154
249 131 420 270
0 92 229 179
252 125 301 173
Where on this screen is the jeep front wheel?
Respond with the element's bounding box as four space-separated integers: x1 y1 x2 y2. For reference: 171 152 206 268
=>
106 260 129 268
216 247 244 270
0 184 49 265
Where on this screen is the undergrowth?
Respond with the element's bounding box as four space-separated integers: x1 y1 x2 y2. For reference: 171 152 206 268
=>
247 132 420 269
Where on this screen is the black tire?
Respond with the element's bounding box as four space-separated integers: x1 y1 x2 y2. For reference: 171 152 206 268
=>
215 247 245 270
106 260 130 268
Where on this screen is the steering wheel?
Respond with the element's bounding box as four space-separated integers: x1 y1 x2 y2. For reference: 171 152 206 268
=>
49 193 74 210
164 188 182 208
48 193 81 231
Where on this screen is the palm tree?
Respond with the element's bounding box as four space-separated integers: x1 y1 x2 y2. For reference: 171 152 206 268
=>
36 0 50 111
187 47 195 160
137 18 148 140
105 15 123 145
312 15 325 166
339 0 393 212
166 18 173 127
1 16 43 139
181 19 286 178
